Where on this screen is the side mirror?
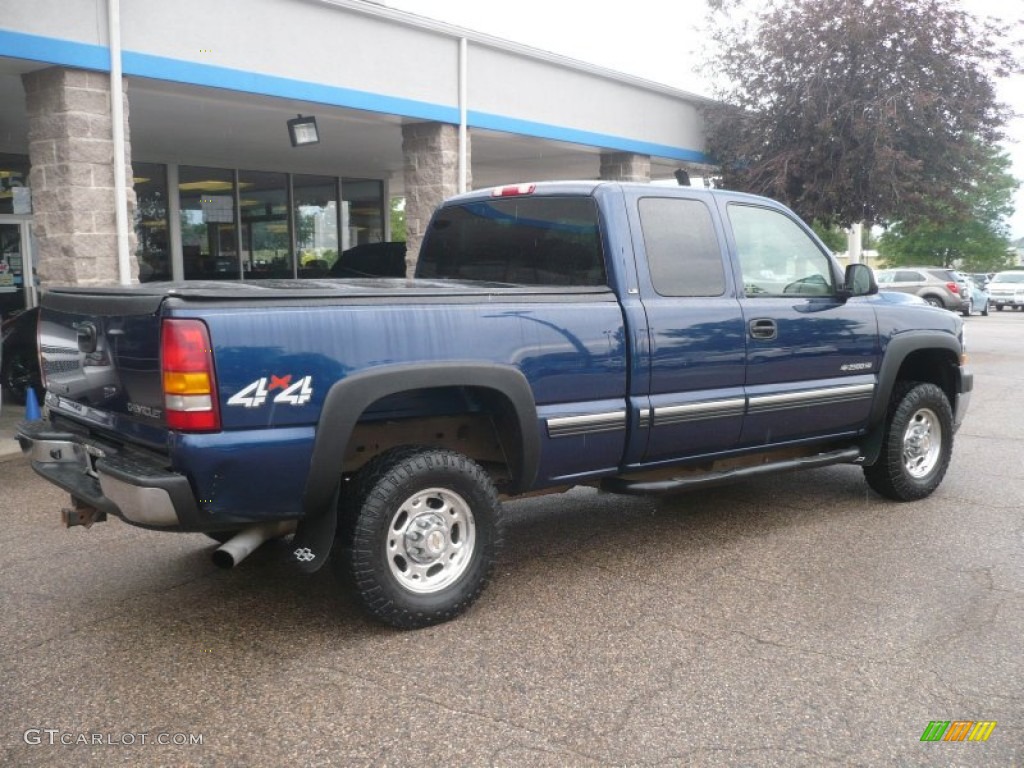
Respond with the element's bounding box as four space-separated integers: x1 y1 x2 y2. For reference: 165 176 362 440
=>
840 263 877 299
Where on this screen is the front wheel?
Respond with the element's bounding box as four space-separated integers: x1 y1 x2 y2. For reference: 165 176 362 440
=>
863 382 954 501
342 447 504 629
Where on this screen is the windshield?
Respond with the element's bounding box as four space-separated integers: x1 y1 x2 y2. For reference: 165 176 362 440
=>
992 272 1024 284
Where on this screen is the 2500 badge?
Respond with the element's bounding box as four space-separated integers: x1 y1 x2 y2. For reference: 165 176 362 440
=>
227 375 313 408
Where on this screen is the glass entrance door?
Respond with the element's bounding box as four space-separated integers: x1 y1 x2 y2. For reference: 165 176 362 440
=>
0 218 35 321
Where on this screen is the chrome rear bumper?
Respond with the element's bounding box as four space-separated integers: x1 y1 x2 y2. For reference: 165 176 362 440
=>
18 420 197 528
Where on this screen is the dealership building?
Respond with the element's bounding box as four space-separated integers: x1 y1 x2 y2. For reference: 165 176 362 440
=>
0 0 712 319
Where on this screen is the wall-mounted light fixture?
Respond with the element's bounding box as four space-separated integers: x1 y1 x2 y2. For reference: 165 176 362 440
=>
287 114 320 147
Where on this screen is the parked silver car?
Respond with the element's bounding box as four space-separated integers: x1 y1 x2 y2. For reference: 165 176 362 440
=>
873 267 970 312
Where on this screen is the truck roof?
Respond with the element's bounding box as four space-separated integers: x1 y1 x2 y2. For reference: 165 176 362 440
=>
443 179 780 208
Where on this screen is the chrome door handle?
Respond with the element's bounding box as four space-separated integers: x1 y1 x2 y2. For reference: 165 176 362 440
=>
749 318 778 340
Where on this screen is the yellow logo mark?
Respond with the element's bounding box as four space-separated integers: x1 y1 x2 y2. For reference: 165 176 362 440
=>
922 720 997 742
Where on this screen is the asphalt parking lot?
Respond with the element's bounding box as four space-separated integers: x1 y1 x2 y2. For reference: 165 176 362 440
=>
2 312 1022 767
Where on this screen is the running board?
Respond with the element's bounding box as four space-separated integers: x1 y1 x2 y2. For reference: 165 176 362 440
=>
600 447 863 496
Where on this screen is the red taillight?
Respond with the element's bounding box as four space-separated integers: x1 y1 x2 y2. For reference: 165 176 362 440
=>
946 282 960 295
161 318 220 432
491 183 536 197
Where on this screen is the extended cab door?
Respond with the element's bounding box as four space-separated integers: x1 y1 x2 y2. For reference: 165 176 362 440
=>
624 191 747 466
718 198 879 447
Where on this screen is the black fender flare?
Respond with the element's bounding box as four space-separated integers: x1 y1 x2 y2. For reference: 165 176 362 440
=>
861 331 966 465
302 363 540 516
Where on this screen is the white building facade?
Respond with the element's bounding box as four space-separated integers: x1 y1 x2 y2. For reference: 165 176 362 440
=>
0 0 712 317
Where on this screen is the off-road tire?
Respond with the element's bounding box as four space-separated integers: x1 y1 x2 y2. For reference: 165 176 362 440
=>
863 382 954 502
342 447 503 629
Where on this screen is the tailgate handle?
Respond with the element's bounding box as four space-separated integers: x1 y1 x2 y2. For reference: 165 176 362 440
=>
749 318 778 340
74 321 98 353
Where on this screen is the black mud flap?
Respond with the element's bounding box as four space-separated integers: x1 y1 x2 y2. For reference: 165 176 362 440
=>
288 487 339 574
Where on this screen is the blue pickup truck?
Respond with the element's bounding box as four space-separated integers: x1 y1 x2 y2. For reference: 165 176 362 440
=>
19 181 972 628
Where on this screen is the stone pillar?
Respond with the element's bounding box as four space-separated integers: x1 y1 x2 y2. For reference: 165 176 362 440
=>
402 122 470 274
599 151 651 182
22 66 137 289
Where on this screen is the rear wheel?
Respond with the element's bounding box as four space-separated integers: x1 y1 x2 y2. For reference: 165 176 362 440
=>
923 296 943 308
981 300 989 317
342 447 504 629
864 382 953 501
961 299 972 317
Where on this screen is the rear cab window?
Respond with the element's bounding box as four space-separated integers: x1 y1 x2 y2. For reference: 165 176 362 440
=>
417 196 606 286
638 197 725 297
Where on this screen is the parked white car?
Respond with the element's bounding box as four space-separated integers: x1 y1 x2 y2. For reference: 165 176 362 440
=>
987 270 1024 311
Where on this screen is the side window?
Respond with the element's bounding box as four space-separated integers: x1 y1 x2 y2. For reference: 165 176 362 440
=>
728 204 834 297
639 197 725 297
896 270 922 282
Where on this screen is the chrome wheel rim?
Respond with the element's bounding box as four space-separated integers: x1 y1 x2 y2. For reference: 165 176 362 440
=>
902 407 942 479
386 488 476 594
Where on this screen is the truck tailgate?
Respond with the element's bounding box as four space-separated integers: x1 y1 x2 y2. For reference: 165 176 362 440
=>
39 287 167 448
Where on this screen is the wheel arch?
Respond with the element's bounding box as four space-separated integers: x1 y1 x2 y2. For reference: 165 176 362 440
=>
303 363 539 515
861 333 964 465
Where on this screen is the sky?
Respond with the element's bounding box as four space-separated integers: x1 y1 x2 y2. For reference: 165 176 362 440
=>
381 0 1024 240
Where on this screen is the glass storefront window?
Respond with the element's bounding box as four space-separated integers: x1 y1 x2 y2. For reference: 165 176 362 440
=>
179 166 238 280
171 169 386 282
0 222 27 319
0 154 33 318
239 170 290 279
134 162 170 282
294 174 339 277
0 153 31 216
342 179 384 249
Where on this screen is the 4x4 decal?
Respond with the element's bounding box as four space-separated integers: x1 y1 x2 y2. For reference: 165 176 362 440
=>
227 375 313 408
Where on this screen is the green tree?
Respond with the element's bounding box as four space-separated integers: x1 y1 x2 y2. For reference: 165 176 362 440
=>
811 221 850 252
390 197 407 242
878 148 1018 272
253 224 289 255
702 0 1019 229
295 211 316 251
